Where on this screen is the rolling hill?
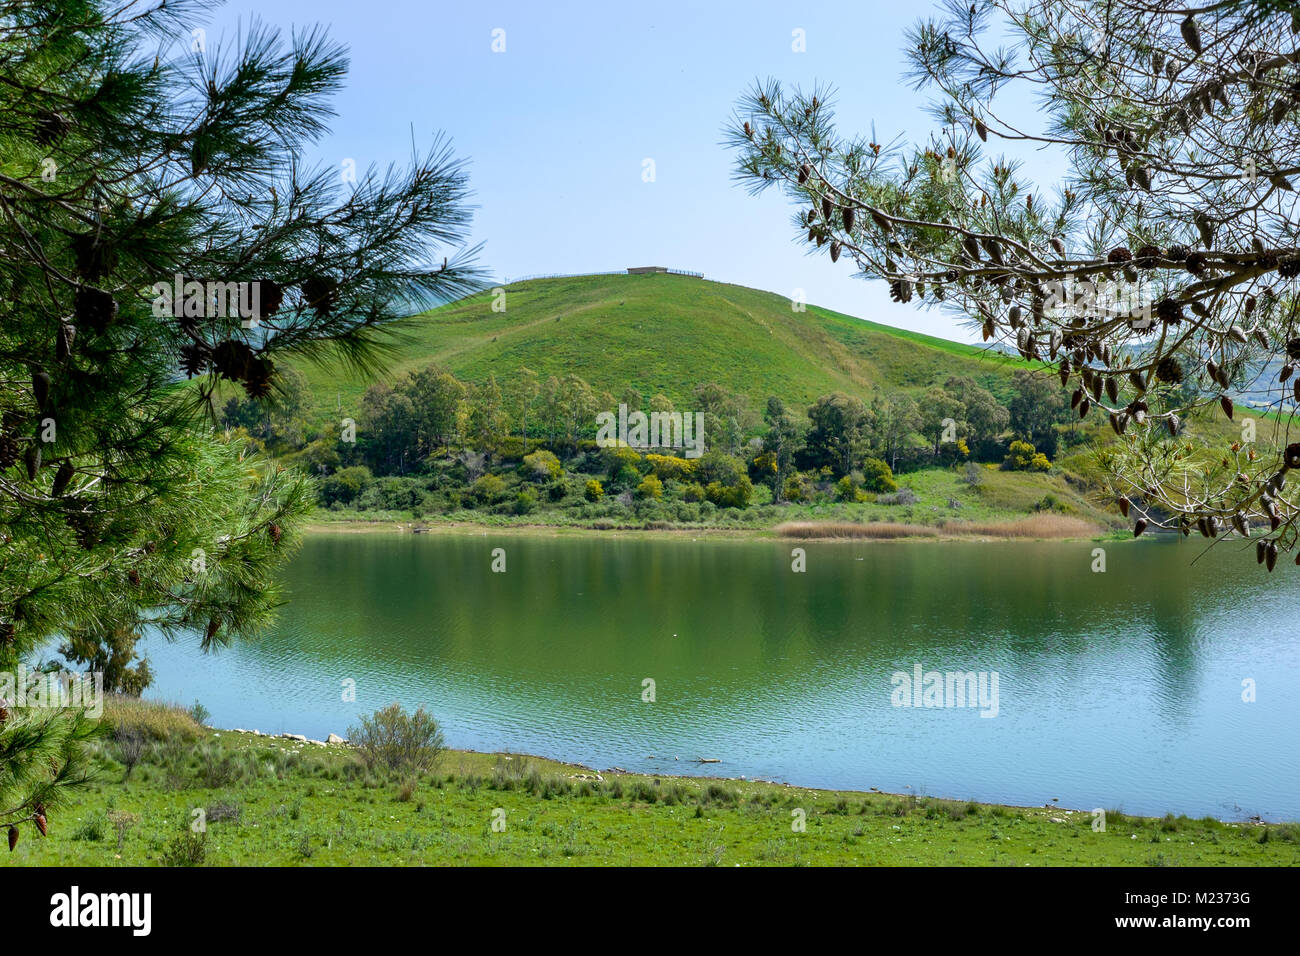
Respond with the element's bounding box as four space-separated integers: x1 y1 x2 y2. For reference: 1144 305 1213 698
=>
288 272 1030 416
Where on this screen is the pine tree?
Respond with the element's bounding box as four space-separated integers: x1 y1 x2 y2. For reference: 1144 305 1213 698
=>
0 0 483 842
729 0 1300 561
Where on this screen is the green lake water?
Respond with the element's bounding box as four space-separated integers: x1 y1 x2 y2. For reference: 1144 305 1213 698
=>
142 532 1300 819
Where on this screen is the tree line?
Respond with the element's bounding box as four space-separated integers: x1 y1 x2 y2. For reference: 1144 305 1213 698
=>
222 364 1084 508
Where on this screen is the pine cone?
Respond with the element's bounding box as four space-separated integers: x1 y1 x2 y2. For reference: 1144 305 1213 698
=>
57 322 76 361
1155 356 1184 383
255 280 284 319
1156 298 1184 325
1184 251 1208 276
1278 255 1300 278
74 287 118 335
1107 246 1133 264
302 276 338 319
1166 244 1189 262
32 371 50 412
71 233 117 281
1135 245 1162 269
889 280 912 303
269 522 282 544
64 512 99 549
241 356 275 399
211 340 255 381
178 344 210 378
34 110 72 146
50 460 74 497
24 444 41 481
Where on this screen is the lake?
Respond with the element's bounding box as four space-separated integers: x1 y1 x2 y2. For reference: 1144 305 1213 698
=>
142 532 1300 820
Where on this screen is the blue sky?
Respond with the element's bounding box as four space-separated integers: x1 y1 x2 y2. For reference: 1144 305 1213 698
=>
203 0 1058 341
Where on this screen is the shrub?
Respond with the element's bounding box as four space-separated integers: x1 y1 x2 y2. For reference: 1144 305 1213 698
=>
160 831 206 867
635 473 664 499
114 731 145 779
1004 440 1051 471
782 473 811 502
584 478 604 501
103 695 203 743
602 444 644 477
705 476 753 509
347 704 446 774
469 473 508 504
521 449 563 481
513 487 538 514
835 474 873 503
363 476 425 512
681 481 706 503
960 461 984 486
205 801 242 824
859 457 897 493
644 453 697 481
694 450 747 487
877 488 919 506
320 465 372 505
195 744 258 789
72 812 106 842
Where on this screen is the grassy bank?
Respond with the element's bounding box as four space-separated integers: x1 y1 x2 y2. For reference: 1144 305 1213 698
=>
9 699 1298 867
304 513 1109 541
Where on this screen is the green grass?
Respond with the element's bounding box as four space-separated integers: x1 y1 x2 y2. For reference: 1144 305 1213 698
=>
12 717 1297 867
287 272 1030 417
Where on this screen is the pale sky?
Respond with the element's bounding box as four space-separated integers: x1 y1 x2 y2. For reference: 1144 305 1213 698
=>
201 0 1065 342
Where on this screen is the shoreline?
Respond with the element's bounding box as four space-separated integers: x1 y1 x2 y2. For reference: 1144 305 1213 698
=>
212 727 1275 825
302 515 1115 542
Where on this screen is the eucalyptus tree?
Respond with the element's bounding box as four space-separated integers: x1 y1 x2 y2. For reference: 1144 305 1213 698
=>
1 0 482 845
729 0 1300 566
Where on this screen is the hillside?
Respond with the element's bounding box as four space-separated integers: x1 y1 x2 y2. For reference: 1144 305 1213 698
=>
289 272 1029 416
253 270 1274 536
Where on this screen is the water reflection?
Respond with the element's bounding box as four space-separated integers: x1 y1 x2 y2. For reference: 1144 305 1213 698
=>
142 533 1300 819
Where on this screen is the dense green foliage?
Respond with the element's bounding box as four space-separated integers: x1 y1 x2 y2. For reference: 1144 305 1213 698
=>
220 329 1089 526
0 0 479 840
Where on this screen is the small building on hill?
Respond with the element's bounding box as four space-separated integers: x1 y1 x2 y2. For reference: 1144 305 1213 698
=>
627 266 704 278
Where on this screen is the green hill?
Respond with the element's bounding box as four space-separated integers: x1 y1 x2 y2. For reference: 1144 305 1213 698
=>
291 272 1028 416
